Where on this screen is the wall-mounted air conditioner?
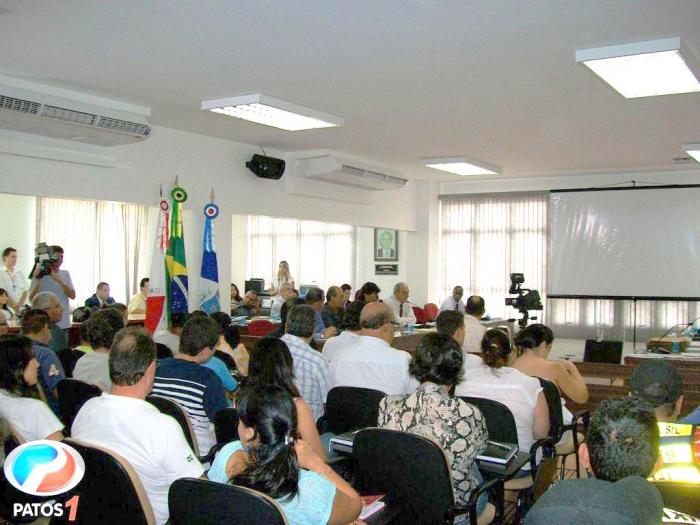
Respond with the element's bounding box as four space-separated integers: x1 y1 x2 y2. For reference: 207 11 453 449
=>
0 75 152 147
296 152 408 191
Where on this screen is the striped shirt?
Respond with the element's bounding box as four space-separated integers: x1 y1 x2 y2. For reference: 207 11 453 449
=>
281 334 330 421
153 358 227 454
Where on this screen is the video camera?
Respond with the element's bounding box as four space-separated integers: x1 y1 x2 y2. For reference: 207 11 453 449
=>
32 242 59 278
505 273 543 328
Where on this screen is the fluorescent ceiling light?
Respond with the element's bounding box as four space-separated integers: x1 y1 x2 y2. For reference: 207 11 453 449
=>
422 157 500 176
201 93 343 131
575 37 700 98
684 144 700 163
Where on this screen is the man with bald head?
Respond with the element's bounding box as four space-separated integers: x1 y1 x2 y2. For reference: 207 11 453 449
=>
329 302 418 395
383 282 417 327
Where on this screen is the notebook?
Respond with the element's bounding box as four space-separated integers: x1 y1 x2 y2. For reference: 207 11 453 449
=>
476 440 519 465
360 495 386 520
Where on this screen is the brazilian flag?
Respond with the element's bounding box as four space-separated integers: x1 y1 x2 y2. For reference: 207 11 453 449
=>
166 185 189 314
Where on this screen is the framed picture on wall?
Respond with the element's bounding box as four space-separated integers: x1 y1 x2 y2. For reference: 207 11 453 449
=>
374 228 398 261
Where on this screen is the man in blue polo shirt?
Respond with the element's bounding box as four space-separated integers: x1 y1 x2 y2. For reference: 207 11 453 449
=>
152 315 227 455
21 309 66 415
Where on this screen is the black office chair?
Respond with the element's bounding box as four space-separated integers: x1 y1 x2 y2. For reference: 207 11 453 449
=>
214 408 240 445
57 347 85 377
155 343 173 359
537 378 589 479
146 395 199 453
57 378 102 433
169 477 288 525
651 481 700 517
353 428 498 525
56 439 156 525
583 339 623 364
460 396 518 444
316 386 386 434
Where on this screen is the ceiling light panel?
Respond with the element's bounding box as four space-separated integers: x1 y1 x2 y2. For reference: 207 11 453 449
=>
201 93 343 131
422 157 500 176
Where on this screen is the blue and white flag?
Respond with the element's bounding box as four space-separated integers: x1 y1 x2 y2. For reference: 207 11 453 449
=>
198 202 220 314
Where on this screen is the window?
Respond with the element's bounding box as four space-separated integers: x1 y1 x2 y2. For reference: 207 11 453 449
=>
246 215 354 291
38 197 148 308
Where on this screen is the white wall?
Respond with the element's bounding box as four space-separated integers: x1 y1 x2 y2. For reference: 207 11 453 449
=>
0 193 36 272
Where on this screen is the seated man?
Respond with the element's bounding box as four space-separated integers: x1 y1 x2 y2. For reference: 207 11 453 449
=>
630 359 684 423
525 397 663 525
236 290 260 318
281 304 331 421
128 277 149 316
383 282 417 327
31 291 67 352
330 302 418 396
305 287 337 340
20 309 66 415
153 316 227 454
269 282 294 318
72 326 203 525
322 300 364 362
321 286 344 332
154 311 188 354
340 283 352 309
73 309 124 391
463 295 487 354
436 310 483 369
85 282 116 309
440 285 466 314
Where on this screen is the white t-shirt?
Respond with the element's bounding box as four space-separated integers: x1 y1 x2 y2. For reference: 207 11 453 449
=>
73 351 112 391
463 315 487 354
154 330 180 354
0 390 64 441
455 364 542 458
0 267 29 306
330 335 418 395
322 330 360 363
72 393 204 525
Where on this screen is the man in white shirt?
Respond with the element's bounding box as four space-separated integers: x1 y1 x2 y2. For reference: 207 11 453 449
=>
463 295 487 354
270 282 294 318
128 277 149 316
436 310 483 370
383 282 417 327
330 302 418 395
29 245 75 330
73 309 124 391
439 286 466 314
322 300 363 363
0 247 29 311
154 311 188 354
72 326 203 525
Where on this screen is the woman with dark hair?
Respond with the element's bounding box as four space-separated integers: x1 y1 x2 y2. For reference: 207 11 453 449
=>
0 288 15 321
455 329 549 462
354 282 380 303
512 324 588 404
208 384 361 525
378 332 489 514
230 283 243 313
248 338 325 459
0 334 64 441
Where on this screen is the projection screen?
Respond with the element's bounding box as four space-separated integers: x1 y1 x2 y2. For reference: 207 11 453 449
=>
548 186 700 299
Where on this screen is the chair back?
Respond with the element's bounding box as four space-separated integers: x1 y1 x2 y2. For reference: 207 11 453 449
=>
247 320 276 336
412 306 428 324
147 395 200 456
354 428 454 525
651 481 700 517
57 348 85 377
423 302 439 321
169 477 288 525
324 386 385 434
0 429 37 524
214 408 240 445
59 439 156 525
537 378 564 440
460 396 519 445
155 343 173 359
57 378 103 432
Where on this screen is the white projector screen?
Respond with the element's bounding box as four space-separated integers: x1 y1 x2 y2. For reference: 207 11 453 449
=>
548 186 700 299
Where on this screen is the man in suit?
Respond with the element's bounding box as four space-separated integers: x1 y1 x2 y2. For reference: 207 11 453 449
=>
376 230 396 259
85 282 116 309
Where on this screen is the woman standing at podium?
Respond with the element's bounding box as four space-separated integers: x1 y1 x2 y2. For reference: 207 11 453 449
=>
269 260 295 295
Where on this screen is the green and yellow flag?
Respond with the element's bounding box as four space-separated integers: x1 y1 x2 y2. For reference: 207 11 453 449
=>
166 184 189 315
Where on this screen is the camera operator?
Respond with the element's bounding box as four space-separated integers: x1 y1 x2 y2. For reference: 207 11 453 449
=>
29 245 75 334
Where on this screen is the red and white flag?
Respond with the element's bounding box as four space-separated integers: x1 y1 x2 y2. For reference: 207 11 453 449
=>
145 198 170 334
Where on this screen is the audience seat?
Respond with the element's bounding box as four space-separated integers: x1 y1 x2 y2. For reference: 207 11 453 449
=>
169 477 288 525
146 395 200 456
57 347 85 377
59 439 156 525
423 302 439 321
57 378 103 434
412 306 428 324
316 386 385 434
155 343 173 359
247 319 277 336
353 428 498 525
0 429 36 524
214 408 240 445
651 481 700 517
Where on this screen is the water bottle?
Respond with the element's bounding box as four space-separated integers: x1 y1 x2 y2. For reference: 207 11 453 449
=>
671 341 681 354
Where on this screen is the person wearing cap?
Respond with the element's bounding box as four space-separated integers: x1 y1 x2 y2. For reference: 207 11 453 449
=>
525 397 663 525
629 360 684 422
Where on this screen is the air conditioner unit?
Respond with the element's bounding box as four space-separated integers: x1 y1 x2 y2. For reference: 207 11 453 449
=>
296 153 407 191
0 75 152 147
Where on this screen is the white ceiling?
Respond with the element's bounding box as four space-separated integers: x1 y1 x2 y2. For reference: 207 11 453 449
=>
0 0 699 181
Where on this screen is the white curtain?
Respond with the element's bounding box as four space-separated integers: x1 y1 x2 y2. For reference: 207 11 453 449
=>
246 215 354 291
439 192 698 341
38 197 148 309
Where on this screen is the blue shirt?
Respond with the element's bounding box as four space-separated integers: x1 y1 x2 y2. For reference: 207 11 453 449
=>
208 441 335 525
313 310 326 341
202 356 238 393
682 406 700 425
31 341 65 416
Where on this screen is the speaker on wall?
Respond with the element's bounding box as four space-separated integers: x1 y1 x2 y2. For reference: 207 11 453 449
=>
246 154 286 180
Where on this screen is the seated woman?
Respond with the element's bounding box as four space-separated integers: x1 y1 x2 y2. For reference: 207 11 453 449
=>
208 384 361 525
0 288 16 321
378 332 489 514
0 334 64 441
512 324 588 404
248 338 325 460
455 328 549 466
